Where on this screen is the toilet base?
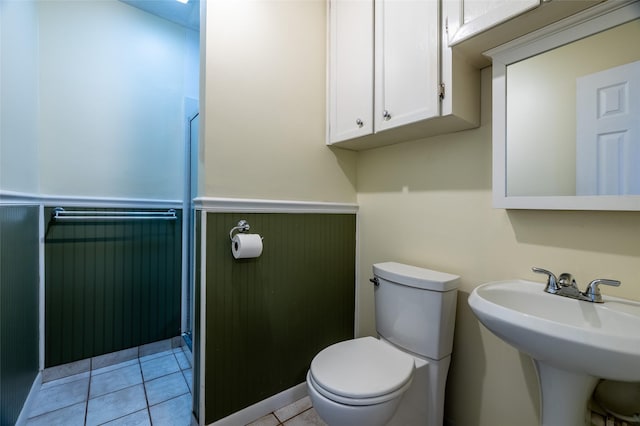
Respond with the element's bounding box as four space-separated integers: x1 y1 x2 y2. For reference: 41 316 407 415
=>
387 354 450 426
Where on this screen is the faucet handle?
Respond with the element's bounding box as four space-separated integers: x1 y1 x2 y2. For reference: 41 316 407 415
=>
583 279 621 303
532 267 560 294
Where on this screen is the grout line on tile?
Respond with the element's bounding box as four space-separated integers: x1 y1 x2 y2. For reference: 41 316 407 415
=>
99 408 148 426
91 358 139 377
147 390 191 408
138 356 153 423
84 366 91 425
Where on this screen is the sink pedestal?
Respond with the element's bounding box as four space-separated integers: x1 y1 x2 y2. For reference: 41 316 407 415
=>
534 360 599 426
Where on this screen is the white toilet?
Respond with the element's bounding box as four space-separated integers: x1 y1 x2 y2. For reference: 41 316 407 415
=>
306 262 459 426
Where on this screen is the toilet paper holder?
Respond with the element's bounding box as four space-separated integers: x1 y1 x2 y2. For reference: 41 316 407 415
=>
229 220 251 241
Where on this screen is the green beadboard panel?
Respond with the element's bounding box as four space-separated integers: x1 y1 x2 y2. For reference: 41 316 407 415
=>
44 207 182 367
204 213 356 423
0 205 40 426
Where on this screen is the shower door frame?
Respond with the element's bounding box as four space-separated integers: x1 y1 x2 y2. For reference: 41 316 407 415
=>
182 105 199 348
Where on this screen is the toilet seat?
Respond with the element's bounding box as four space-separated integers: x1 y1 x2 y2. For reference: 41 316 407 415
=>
309 336 415 406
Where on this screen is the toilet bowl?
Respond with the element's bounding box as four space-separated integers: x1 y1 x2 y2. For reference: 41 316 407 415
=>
307 337 414 426
306 262 460 426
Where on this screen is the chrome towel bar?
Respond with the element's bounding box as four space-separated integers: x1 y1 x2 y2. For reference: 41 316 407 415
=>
52 207 177 221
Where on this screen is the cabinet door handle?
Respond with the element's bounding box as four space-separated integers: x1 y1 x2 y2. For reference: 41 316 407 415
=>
382 110 392 121
356 118 364 128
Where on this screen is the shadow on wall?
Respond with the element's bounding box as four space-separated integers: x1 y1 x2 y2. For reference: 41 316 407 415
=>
447 290 541 426
518 351 541 424
356 126 492 194
329 146 358 193
446 291 486 425
507 210 640 257
356 67 493 195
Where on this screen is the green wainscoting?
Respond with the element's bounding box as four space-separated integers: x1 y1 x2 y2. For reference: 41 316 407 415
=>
204 212 356 423
0 205 40 426
44 207 182 367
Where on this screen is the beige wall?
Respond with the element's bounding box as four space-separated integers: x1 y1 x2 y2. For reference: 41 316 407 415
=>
201 0 357 203
356 68 640 426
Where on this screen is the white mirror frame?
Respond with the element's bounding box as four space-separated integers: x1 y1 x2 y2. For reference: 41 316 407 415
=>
487 0 640 211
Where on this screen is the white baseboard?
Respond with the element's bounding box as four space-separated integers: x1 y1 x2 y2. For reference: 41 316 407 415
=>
210 382 308 426
15 371 42 426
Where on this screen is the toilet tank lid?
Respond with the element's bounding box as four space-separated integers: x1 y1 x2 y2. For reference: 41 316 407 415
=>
373 262 459 291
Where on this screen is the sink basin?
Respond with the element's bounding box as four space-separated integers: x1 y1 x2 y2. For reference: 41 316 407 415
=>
469 280 640 426
469 279 640 381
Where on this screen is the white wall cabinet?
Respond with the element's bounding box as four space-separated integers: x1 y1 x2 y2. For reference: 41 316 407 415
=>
373 0 440 133
448 0 540 46
446 0 603 67
327 0 480 150
327 0 374 143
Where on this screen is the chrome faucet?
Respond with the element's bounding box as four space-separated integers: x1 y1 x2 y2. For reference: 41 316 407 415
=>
532 267 560 294
531 267 621 303
582 278 622 303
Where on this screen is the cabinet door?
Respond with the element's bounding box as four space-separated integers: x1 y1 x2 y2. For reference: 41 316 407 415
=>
448 0 540 45
328 0 374 144
375 0 440 133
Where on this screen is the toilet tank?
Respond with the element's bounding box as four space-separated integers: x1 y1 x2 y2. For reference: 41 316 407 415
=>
373 262 459 360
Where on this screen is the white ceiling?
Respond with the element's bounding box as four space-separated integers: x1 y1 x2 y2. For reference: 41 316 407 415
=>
119 0 200 31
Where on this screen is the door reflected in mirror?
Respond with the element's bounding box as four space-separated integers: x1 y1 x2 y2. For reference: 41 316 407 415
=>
506 19 640 197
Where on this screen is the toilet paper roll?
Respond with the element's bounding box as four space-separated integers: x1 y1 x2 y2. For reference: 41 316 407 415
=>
231 234 263 259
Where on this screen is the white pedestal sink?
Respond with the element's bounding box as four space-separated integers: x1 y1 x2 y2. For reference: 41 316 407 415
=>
468 280 640 426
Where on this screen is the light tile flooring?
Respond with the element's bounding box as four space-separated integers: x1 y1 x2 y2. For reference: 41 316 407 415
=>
246 397 327 426
26 347 194 425
25 346 326 426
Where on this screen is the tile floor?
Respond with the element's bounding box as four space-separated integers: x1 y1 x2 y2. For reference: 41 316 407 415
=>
26 347 194 426
246 397 327 426
25 346 326 426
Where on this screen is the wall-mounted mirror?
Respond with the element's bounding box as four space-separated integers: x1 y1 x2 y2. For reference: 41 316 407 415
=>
488 0 640 210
